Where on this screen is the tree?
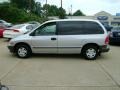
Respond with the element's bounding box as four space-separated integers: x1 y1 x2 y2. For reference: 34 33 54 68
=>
10 0 35 11
73 10 85 16
42 4 67 18
58 7 66 19
33 2 42 16
48 5 59 16
43 4 59 16
0 3 42 23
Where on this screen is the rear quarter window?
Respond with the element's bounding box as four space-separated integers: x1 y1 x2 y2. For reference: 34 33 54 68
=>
83 21 104 34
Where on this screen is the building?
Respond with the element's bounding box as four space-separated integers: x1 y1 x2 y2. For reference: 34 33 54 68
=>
94 11 120 26
49 11 120 26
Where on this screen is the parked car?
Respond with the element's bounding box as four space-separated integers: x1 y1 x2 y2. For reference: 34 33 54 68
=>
8 19 110 60
109 26 120 43
26 21 40 25
101 23 113 32
3 23 39 39
0 25 6 38
0 20 12 27
0 24 6 29
0 28 5 38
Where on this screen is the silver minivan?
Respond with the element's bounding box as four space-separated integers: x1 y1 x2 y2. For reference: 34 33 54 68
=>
8 19 110 60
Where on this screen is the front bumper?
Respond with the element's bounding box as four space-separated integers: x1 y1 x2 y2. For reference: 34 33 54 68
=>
100 45 110 52
8 46 15 53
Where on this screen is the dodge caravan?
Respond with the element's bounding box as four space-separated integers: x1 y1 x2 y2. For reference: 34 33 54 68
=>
8 19 110 60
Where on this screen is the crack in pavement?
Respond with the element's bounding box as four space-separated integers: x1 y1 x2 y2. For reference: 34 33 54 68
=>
0 59 22 81
95 61 120 88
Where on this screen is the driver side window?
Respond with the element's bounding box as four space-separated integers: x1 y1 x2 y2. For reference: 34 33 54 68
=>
35 22 56 36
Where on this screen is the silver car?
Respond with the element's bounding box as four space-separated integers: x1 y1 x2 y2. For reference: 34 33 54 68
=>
8 19 110 60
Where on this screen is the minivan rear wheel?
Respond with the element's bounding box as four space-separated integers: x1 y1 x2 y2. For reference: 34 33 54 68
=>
82 45 98 60
15 45 31 58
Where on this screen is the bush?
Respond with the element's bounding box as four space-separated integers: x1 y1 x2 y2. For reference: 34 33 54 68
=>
58 7 66 19
0 3 45 24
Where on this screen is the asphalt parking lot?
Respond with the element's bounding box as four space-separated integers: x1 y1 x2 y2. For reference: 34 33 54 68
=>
0 38 120 90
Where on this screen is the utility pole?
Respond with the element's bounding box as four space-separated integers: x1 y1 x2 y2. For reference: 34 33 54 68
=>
70 4 72 18
61 0 62 8
46 0 47 4
45 0 48 18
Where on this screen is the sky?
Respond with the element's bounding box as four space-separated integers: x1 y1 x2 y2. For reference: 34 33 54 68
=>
1 0 120 15
36 0 120 15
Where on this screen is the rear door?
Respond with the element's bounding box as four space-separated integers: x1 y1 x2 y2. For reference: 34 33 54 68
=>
57 21 84 54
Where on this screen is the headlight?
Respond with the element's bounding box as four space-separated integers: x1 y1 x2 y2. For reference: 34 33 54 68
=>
109 32 113 37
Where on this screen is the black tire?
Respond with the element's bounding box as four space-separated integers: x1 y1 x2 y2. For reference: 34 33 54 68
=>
15 44 32 58
82 45 98 60
109 41 113 45
0 85 9 90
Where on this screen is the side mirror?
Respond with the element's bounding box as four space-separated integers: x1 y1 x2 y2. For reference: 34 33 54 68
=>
30 31 35 36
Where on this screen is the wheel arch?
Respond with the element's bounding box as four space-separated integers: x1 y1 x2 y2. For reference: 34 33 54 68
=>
14 42 32 53
81 43 100 53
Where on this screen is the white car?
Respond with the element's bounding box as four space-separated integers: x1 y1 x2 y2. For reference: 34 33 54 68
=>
3 23 39 39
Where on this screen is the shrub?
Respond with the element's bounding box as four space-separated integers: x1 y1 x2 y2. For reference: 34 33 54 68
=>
0 3 45 24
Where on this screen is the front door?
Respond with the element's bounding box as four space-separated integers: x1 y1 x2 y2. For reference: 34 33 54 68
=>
31 22 57 53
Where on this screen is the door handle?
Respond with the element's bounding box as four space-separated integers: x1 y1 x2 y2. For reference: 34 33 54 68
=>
51 37 57 40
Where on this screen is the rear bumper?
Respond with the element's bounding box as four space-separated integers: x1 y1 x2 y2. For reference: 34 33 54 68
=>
100 45 110 52
4 34 16 39
3 32 21 39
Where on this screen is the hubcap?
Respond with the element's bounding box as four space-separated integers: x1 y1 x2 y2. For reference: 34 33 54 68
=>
86 48 96 59
18 47 27 57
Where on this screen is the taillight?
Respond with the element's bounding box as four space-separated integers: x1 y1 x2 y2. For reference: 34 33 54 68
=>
13 30 19 32
105 35 109 44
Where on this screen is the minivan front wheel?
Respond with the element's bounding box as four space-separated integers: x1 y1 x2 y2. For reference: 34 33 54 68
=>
82 45 98 60
15 45 31 58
